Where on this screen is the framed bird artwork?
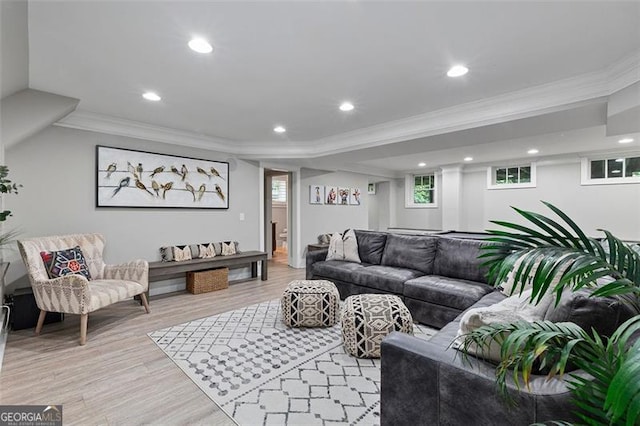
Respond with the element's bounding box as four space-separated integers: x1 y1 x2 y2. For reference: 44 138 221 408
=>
96 146 229 209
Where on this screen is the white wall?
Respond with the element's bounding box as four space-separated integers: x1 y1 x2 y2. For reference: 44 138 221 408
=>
1 0 29 99
461 161 640 240
367 180 391 231
5 126 261 294
393 178 443 230
298 169 368 265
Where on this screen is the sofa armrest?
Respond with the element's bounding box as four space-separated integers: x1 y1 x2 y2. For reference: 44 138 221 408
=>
103 259 149 291
306 248 328 279
380 332 579 425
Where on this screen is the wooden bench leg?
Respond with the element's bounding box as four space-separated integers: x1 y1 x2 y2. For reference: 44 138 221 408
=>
80 313 88 346
35 310 47 335
251 262 258 278
261 260 268 280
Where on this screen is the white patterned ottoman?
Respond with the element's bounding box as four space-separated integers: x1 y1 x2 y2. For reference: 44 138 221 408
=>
341 294 414 358
281 280 341 328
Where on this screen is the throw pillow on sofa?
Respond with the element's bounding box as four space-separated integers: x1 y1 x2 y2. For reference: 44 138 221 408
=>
454 288 555 363
40 246 92 280
326 229 361 263
498 253 573 299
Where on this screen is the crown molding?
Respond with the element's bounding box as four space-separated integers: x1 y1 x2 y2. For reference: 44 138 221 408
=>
55 110 236 153
607 50 640 93
309 74 610 157
53 51 639 161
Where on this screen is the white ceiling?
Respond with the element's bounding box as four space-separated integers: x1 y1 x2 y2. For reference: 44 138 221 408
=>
27 1 640 172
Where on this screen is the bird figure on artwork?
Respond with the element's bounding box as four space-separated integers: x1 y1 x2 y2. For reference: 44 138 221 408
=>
127 161 139 180
210 167 224 180
185 182 196 202
105 162 117 178
197 183 206 201
171 166 181 177
135 179 154 196
162 181 173 199
136 163 143 176
150 166 164 178
112 177 130 197
197 167 210 179
215 184 225 202
181 164 188 181
151 180 161 197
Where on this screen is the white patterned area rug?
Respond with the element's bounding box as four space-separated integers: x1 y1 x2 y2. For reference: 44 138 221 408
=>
148 299 436 426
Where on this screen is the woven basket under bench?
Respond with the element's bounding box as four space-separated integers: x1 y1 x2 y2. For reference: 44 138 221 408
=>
186 267 229 294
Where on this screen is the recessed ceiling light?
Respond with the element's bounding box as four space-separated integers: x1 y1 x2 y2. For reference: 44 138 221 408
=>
273 126 286 133
418 162 426 167
616 158 624 162
464 157 473 162
618 138 634 144
527 149 539 155
447 65 469 77
188 38 213 54
142 92 161 101
339 102 355 112
611 169 621 174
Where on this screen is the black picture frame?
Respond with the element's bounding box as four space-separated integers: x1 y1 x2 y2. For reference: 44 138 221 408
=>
96 145 229 209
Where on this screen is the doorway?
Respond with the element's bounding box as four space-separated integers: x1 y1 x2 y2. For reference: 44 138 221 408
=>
264 170 291 265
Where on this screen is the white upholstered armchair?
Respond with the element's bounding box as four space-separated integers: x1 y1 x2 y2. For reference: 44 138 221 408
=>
17 233 150 345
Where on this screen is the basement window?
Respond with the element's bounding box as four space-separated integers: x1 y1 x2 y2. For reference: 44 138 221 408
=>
487 163 537 189
581 155 640 185
405 173 438 208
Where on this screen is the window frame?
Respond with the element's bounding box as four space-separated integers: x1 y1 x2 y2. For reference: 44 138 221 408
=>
581 155 640 186
405 172 439 209
271 178 287 204
486 162 537 190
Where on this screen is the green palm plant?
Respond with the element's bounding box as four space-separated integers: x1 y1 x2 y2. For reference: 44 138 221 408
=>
459 201 640 425
0 165 21 248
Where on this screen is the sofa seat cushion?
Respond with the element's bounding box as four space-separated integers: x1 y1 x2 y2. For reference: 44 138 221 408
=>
312 260 370 283
404 275 494 311
89 279 145 311
352 265 424 294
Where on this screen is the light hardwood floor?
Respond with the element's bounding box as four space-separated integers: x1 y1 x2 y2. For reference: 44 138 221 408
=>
0 261 304 425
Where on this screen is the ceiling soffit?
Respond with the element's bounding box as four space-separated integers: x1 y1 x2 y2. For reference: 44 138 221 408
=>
54 52 640 159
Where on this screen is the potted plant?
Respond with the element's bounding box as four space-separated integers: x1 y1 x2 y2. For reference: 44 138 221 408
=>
460 201 640 425
0 165 21 247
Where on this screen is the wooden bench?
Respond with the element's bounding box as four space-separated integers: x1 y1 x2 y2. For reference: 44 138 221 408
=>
146 250 268 297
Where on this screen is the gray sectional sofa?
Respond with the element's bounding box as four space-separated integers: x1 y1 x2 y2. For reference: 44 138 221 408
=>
305 230 585 425
306 230 495 328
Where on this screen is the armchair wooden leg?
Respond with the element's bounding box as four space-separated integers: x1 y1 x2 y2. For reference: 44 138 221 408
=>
35 310 47 335
80 313 88 346
139 292 151 314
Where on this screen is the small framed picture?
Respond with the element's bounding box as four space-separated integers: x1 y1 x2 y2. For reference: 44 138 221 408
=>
338 188 350 205
367 183 376 195
350 188 361 205
325 186 337 205
309 185 324 204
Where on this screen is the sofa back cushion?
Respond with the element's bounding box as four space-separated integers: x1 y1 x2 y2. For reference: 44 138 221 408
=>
544 289 636 337
354 230 388 265
433 237 489 283
380 234 437 274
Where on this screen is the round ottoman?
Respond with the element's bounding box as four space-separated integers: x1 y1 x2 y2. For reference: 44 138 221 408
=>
281 280 340 328
341 294 413 358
